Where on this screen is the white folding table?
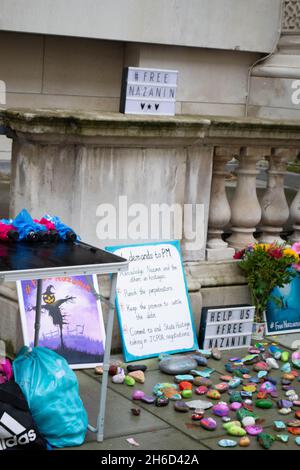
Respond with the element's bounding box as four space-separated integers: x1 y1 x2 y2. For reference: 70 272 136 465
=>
0 239 128 442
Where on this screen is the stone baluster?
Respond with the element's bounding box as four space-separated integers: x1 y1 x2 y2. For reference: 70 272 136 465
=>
206 147 236 261
227 147 267 250
259 148 296 244
290 185 300 243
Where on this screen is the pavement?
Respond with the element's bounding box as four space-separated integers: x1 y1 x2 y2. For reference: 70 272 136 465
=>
69 334 300 451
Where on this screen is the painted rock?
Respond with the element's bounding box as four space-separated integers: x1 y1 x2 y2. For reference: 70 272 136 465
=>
174 374 194 383
181 389 193 399
286 419 300 428
124 375 136 386
245 425 263 436
112 373 125 384
218 439 237 448
264 376 277 385
242 354 259 365
174 400 189 412
255 399 273 409
282 373 295 381
254 342 265 351
279 408 292 415
229 392 242 403
282 385 293 391
257 432 275 449
295 411 300 419
230 402 242 411
214 383 229 393
242 403 255 412
257 371 268 379
94 366 103 375
281 351 290 362
291 370 299 377
131 408 141 416
287 427 300 435
249 377 260 384
191 355 208 367
295 436 300 445
259 381 276 394
211 348 221 360
276 434 289 443
127 364 147 373
286 389 297 396
109 365 119 376
132 390 146 400
294 401 300 407
226 425 247 437
274 421 286 431
292 351 300 369
163 388 181 400
281 363 292 373
241 416 256 428
193 377 212 387
243 384 257 393
200 417 217 431
244 399 253 405
253 362 270 372
197 349 212 358
178 381 193 391
239 436 251 447
257 392 268 400
222 416 231 422
243 374 251 380
185 400 213 410
141 395 156 404
198 368 215 378
212 402 230 417
195 386 208 395
282 379 292 386
248 346 261 354
288 394 299 402
159 356 198 375
155 397 169 407
266 357 279 369
277 399 293 409
220 375 232 382
236 408 258 421
153 383 179 398
191 412 204 421
206 389 221 400
229 378 242 389
270 391 279 399
128 370 145 384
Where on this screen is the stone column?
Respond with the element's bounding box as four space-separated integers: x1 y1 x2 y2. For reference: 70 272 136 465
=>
290 186 300 243
206 147 236 261
227 147 266 250
259 148 296 244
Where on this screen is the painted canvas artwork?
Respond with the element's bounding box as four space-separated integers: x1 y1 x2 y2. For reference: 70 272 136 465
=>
17 275 105 369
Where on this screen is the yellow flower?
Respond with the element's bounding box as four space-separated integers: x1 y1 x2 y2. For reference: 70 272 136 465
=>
283 248 299 261
253 243 270 252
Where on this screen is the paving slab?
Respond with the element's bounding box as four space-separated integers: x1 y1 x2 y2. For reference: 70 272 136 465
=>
68 428 208 451
267 334 300 351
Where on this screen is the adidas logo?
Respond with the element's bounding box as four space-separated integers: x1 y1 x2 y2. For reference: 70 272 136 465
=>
0 412 36 450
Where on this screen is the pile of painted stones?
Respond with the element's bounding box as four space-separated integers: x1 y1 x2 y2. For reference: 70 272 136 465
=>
96 345 300 449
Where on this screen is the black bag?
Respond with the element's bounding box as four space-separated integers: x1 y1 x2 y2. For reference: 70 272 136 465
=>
0 381 48 451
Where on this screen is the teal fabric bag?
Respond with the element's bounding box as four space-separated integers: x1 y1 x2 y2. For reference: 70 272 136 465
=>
13 346 88 448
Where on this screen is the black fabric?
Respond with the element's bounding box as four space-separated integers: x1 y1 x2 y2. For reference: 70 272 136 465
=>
0 381 48 451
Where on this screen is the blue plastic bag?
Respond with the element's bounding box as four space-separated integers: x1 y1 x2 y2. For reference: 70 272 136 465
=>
13 347 88 448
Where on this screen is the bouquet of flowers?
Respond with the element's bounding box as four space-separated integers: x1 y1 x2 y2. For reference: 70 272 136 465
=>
234 242 300 323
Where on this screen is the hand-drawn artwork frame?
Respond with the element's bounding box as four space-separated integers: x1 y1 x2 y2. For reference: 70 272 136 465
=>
106 240 199 362
264 273 300 335
17 274 105 369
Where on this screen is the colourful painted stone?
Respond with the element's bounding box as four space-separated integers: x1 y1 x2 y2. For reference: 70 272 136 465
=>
295 411 300 419
282 373 295 381
163 388 181 400
174 400 190 412
249 377 260 384
112 372 125 384
174 374 194 383
266 357 279 369
240 391 252 399
229 378 242 389
295 436 300 445
197 349 212 358
181 389 193 399
159 356 198 375
132 390 146 400
226 425 247 437
292 351 300 368
109 365 119 376
131 408 141 416
94 366 103 375
248 346 261 354
274 421 286 431
153 383 178 396
279 408 292 415
294 401 300 407
239 436 250 447
223 421 241 430
229 392 242 404
287 427 300 435
178 381 193 391
199 368 215 378
242 354 259 365
212 402 230 417
230 402 242 411
241 416 255 427
222 416 231 422
286 419 300 428
265 376 277 385
193 377 213 387
245 425 263 436
200 417 217 431
243 374 251 380
155 397 169 407
253 362 270 372
218 439 237 448
191 355 208 367
128 370 145 384
281 351 290 363
277 399 293 409
207 389 221 400
255 399 273 409
276 434 289 443
186 400 213 410
259 381 276 394
141 395 156 404
214 382 229 393
236 408 259 421
291 370 299 377
242 403 254 412
220 375 232 382
191 412 204 421
195 385 208 395
243 384 257 393
211 348 222 360
257 392 268 400
257 432 275 449
281 363 292 373
286 389 297 396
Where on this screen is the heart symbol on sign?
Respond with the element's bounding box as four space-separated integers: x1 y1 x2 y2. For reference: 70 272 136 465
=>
141 103 145 110
155 104 159 110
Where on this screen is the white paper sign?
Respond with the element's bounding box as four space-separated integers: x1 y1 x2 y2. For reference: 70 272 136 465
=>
120 67 178 115
106 241 198 361
199 306 255 350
